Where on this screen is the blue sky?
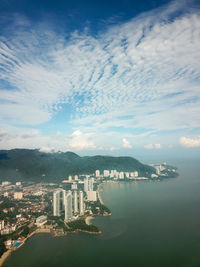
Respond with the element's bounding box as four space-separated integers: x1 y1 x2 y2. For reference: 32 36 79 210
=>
0 0 200 158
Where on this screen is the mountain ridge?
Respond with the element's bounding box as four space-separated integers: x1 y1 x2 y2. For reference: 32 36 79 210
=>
0 149 156 181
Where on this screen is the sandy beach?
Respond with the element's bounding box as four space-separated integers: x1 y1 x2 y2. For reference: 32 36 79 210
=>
97 184 104 205
85 216 94 225
0 249 12 267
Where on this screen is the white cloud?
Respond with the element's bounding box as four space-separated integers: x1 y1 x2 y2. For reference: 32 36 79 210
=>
21 130 40 139
180 136 200 148
68 131 96 150
39 147 55 153
0 1 200 150
122 138 132 149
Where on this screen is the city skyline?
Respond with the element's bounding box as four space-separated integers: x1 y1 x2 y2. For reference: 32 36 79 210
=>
0 0 200 158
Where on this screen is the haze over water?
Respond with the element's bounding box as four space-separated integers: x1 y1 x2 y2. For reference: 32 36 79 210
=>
4 159 200 267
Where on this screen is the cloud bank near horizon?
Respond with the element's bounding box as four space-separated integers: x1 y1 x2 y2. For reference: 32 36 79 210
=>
0 0 200 153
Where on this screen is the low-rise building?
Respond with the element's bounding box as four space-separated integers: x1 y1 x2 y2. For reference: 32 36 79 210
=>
14 192 23 200
35 215 47 227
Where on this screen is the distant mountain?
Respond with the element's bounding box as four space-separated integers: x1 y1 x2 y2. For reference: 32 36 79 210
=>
0 149 156 182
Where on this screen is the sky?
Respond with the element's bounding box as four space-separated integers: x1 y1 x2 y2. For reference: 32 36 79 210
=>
0 0 200 159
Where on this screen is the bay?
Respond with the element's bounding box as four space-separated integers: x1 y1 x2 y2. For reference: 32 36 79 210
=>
4 159 200 267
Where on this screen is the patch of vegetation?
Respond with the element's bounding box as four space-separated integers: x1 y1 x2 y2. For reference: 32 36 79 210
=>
0 236 7 257
67 219 99 233
90 201 111 215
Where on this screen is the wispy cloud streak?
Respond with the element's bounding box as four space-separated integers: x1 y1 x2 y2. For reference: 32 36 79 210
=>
0 1 200 150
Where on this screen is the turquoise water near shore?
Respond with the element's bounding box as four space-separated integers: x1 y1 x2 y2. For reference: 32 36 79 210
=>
4 159 200 267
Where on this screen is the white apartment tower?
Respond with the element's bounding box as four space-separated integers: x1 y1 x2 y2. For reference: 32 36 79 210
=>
88 178 94 191
84 177 94 192
119 172 124 179
95 170 100 177
103 170 110 177
110 170 114 178
73 190 78 214
64 191 73 221
53 190 61 216
79 191 84 215
61 189 66 210
84 177 89 192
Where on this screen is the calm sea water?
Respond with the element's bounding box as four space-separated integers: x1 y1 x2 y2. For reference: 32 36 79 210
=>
4 159 200 267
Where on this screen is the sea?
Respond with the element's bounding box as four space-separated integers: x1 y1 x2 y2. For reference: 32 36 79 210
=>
4 158 200 267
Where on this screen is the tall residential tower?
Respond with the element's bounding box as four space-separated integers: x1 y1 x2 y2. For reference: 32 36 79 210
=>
64 190 73 221
53 190 61 216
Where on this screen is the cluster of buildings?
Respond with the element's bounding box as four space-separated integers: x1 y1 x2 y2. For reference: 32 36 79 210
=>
1 181 23 199
151 164 176 177
83 177 97 201
0 219 18 235
95 170 139 179
53 176 99 222
53 189 84 222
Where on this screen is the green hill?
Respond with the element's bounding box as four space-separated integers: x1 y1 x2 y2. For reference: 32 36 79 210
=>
0 149 156 182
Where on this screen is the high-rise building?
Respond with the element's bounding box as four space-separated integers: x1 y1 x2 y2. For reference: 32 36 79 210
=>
61 189 66 211
95 170 100 177
64 190 73 221
103 170 110 177
87 191 97 202
119 172 124 179
71 183 77 190
110 170 114 178
73 190 78 214
88 178 94 191
53 190 61 216
113 170 118 177
84 177 89 192
84 177 94 192
79 191 84 215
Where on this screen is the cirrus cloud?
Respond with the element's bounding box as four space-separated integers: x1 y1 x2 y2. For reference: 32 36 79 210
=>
0 0 200 151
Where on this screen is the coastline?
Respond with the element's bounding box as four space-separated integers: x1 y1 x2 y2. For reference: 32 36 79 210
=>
0 183 108 266
85 216 94 225
0 228 52 267
0 250 12 267
97 183 104 205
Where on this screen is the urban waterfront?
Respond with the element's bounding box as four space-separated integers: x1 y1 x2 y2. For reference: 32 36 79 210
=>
4 159 200 267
